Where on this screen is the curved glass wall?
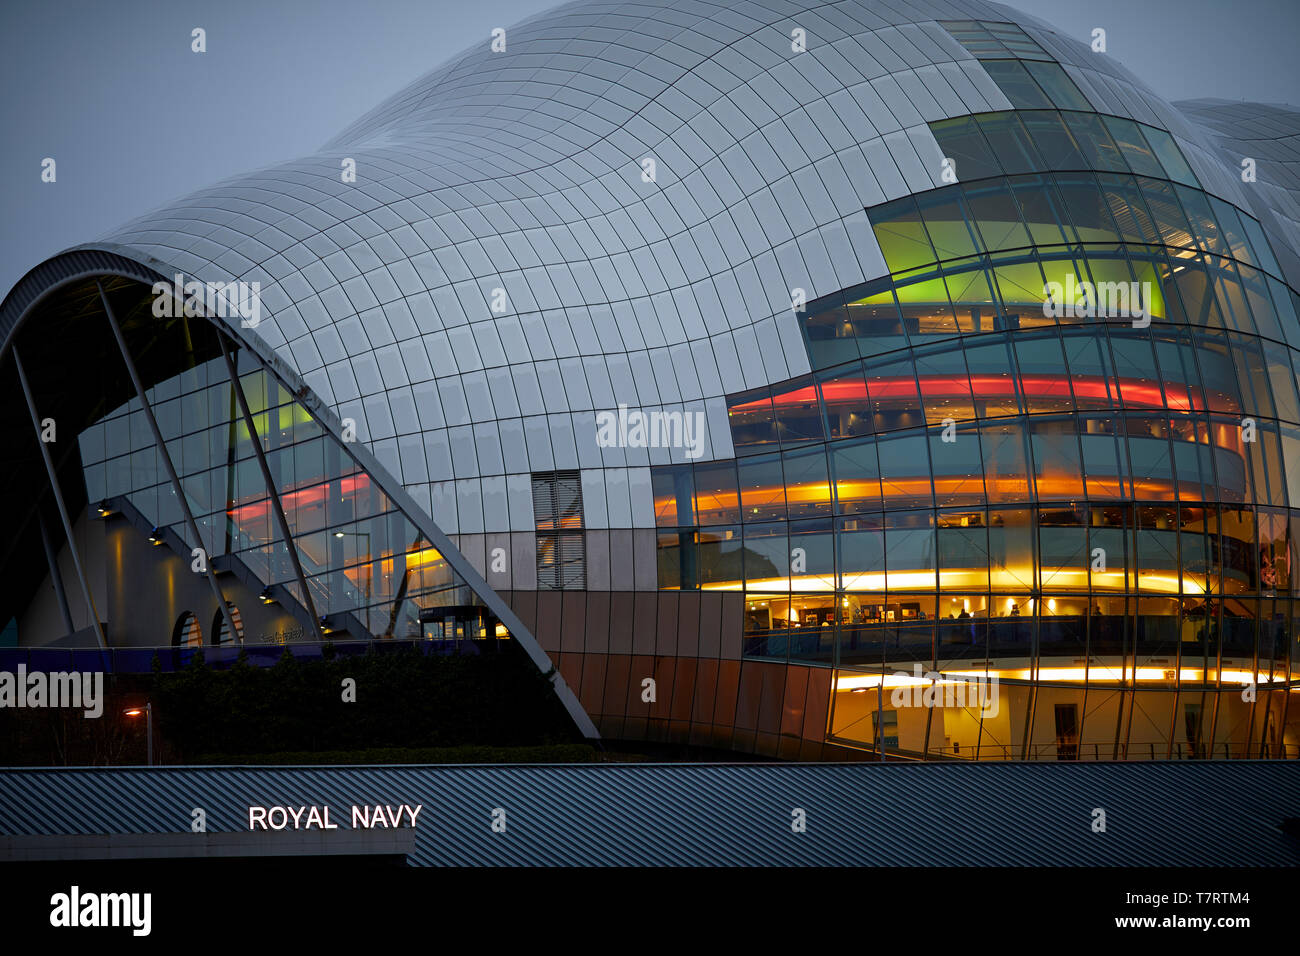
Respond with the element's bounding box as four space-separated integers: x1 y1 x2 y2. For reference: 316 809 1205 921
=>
75 319 484 642
651 148 1300 760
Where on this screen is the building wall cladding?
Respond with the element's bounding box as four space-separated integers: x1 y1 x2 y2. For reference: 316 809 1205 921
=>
499 587 836 756
7 0 1300 756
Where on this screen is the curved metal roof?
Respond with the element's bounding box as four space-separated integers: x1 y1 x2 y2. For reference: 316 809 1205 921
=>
2 0 1298 764
4 0 1297 541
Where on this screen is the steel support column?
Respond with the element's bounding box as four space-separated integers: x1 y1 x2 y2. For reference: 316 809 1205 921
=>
12 347 108 649
37 510 75 637
216 330 325 641
97 281 241 646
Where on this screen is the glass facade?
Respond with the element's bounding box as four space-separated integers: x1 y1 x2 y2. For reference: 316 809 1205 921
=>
938 20 1054 60
651 115 1300 759
7 1 1300 761
76 322 486 643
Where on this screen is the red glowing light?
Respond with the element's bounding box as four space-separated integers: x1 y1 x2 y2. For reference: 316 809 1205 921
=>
729 374 1201 415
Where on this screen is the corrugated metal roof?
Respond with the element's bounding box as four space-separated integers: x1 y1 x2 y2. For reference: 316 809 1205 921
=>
1 762 1297 866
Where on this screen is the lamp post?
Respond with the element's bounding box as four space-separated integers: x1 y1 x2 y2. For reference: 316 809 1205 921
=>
124 703 153 766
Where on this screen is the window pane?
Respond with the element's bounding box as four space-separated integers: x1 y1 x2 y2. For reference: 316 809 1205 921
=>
1079 255 1139 322
1023 61 1092 111
1139 178 1197 250
652 464 694 527
1126 252 1173 322
783 446 832 519
1014 332 1073 414
832 440 882 514
869 195 936 273
878 433 933 508
1170 419 1214 501
980 421 1031 502
738 454 786 523
963 177 1033 252
1231 336 1275 420
930 423 986 506
1103 116 1165 178
1195 332 1243 414
1095 173 1159 244
916 187 981 261
1268 278 1300 346
845 285 907 356
771 377 824 446
727 387 779 454
658 530 685 589
1061 328 1118 410
1009 173 1071 246
743 523 787 589
965 336 1022 417
929 114 1002 181
698 526 743 588
694 460 740 525
838 515 885 589
1053 171 1120 243
945 267 1000 334
1019 110 1086 170
976 112 1044 175
1109 331 1163 411
1209 259 1257 334
1141 125 1199 187
1238 264 1282 340
992 259 1049 322
1152 331 1201 415
1169 256 1224 327
896 274 959 341
866 356 922 432
1208 196 1253 265
1080 417 1126 498
1263 343 1294 421
1029 418 1085 500
1175 185 1228 256
885 510 936 589
914 343 974 424
818 364 872 440
1239 214 1280 276
1063 112 1128 172
937 509 990 591
802 304 860 369
981 60 1053 109
988 506 1036 589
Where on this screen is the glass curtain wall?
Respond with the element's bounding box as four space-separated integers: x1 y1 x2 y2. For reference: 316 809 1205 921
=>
651 116 1299 761
76 316 484 642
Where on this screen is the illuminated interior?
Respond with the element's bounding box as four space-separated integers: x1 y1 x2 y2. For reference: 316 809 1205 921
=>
650 130 1300 759
77 347 482 641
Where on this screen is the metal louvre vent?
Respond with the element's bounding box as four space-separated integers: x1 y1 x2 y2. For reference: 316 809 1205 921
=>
532 471 584 590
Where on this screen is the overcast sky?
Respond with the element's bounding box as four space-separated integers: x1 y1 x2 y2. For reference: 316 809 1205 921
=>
3 0 1298 300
